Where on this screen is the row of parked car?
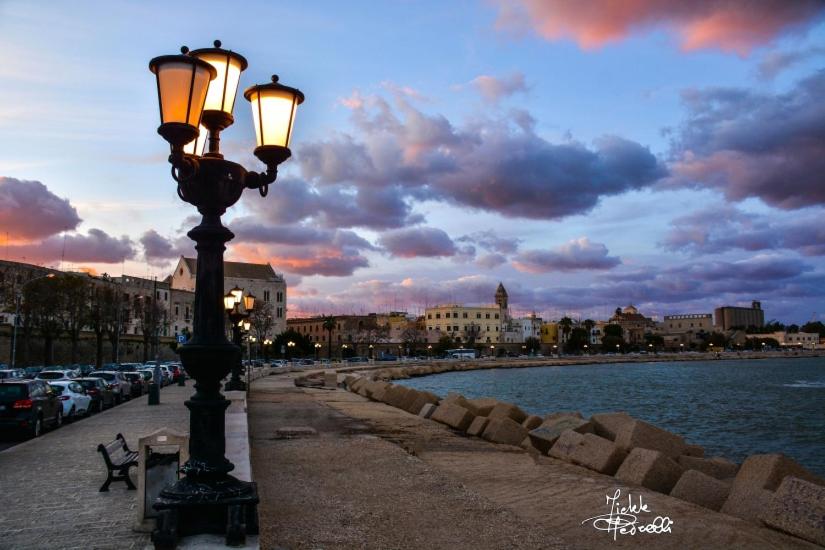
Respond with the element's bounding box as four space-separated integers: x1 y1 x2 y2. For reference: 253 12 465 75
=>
0 362 183 439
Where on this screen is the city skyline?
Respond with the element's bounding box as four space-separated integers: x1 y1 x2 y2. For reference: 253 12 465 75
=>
2 1 825 322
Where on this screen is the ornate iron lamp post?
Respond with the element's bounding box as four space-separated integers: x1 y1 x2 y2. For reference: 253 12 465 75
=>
148 40 303 548
223 289 255 391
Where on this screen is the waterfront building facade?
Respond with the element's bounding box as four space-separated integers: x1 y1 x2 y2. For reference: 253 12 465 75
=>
714 301 765 331
661 313 713 348
747 331 820 349
171 256 287 336
609 305 657 344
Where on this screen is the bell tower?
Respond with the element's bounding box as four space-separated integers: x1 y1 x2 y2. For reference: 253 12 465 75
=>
495 282 508 310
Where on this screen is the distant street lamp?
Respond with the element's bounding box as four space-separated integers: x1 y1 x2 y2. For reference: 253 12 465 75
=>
224 290 255 391
616 344 620 353
368 344 374 359
680 343 684 352
287 340 295 360
148 40 303 546
314 342 322 360
490 344 495 357
583 344 589 355
427 344 432 358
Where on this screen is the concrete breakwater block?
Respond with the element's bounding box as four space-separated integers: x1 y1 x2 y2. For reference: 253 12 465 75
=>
441 393 482 416
431 403 475 431
615 448 683 493
324 372 339 388
522 415 542 430
406 391 440 415
544 411 583 421
614 419 686 458
670 469 731 511
683 444 705 458
482 417 528 446
344 375 360 388
591 412 634 441
761 476 825 546
361 380 389 401
419 403 437 419
488 402 528 424
677 455 738 480
466 416 490 437
467 398 499 417
383 385 412 408
548 430 585 461
528 416 594 455
569 433 627 475
721 453 825 523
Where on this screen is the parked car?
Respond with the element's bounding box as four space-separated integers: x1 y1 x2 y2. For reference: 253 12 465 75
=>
116 363 144 372
121 372 146 397
158 365 173 385
74 364 95 376
139 369 156 384
35 369 78 381
48 381 92 420
90 371 131 403
0 379 63 438
73 377 115 412
0 369 26 380
22 366 43 379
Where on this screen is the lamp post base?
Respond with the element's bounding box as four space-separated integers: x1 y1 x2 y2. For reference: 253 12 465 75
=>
151 476 258 549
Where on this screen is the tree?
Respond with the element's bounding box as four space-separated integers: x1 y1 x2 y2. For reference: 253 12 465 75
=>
801 321 825 336
565 327 589 353
601 323 625 353
23 276 65 366
786 324 800 334
61 275 91 364
321 316 336 360
400 323 426 356
134 295 167 362
104 287 129 363
89 281 119 369
273 329 312 358
435 334 453 355
249 301 275 357
524 336 540 354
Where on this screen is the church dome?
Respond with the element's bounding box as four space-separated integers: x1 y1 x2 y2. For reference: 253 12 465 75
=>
622 304 638 315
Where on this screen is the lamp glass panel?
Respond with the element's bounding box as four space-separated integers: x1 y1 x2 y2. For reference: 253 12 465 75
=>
223 294 236 310
157 61 212 126
183 124 208 156
250 89 298 147
198 52 243 115
243 294 255 311
230 287 243 303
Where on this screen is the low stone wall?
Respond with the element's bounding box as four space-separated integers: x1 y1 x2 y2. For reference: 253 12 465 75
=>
338 374 825 547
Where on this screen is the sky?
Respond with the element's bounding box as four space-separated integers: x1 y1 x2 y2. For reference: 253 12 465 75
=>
1 0 825 323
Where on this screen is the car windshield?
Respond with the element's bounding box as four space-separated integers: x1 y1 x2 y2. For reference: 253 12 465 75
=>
37 372 65 380
76 380 98 389
0 385 26 399
49 384 66 394
94 372 115 381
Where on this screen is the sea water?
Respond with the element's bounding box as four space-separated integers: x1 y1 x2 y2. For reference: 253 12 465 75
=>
397 357 825 476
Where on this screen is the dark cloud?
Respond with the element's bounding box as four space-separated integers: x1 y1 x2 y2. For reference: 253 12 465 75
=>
667 70 825 209
513 238 621 273
458 230 520 254
378 227 458 258
494 0 825 54
0 177 81 240
230 217 375 251
297 95 665 222
7 228 135 264
470 73 528 103
662 205 825 256
140 229 194 267
476 253 508 269
757 46 825 80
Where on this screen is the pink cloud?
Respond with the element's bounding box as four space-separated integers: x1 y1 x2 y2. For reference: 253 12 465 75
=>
495 0 825 55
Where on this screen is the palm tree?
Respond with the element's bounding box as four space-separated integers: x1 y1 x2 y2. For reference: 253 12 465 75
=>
583 318 595 345
322 315 336 360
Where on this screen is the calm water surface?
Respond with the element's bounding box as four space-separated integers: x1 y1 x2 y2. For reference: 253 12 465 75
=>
397 357 825 476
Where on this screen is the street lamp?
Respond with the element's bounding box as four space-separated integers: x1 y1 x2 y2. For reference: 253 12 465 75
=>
224 290 254 391
680 343 684 352
314 342 321 361
490 344 495 357
148 40 303 546
427 344 432 358
287 340 295 361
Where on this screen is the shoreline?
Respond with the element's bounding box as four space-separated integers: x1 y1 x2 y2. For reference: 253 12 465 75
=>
334 349 825 382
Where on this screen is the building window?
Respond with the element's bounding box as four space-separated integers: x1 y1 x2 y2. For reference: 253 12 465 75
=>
485 313 490 319
435 313 441 319
476 313 481 319
264 290 271 302
174 305 179 315
445 313 450 318
276 291 283 302
427 314 432 319
276 307 283 318
494 313 499 319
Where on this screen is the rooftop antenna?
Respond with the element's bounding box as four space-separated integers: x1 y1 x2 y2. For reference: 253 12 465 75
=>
59 231 67 271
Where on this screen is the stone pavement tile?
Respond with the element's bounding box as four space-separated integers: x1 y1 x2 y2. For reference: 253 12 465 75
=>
0 384 191 550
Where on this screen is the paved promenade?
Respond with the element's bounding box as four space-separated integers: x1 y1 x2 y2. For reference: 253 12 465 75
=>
0 384 190 550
